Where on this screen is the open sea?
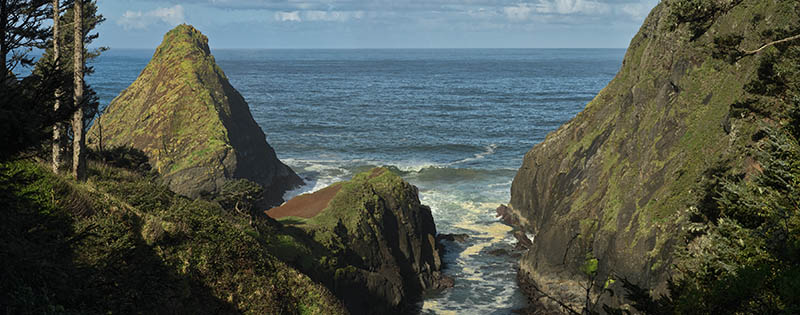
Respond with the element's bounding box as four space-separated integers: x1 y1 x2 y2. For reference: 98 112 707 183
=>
89 48 625 314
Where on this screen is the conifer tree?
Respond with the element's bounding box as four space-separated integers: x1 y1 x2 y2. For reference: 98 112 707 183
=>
0 0 49 78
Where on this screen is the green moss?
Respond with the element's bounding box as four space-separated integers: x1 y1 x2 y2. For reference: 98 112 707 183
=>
89 24 238 186
297 168 406 233
513 1 800 298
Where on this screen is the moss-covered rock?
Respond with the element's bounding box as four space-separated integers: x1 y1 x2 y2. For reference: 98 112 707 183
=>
89 24 301 205
509 0 800 310
269 168 451 314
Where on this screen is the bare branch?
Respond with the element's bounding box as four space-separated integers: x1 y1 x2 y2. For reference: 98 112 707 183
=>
529 282 583 315
742 33 800 55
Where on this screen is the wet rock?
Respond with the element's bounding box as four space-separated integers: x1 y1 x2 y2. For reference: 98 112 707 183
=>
496 204 520 226
514 231 533 250
437 233 470 243
488 248 510 256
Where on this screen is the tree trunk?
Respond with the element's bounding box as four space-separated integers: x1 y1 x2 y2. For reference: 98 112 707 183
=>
1 0 8 78
72 0 86 181
52 0 62 173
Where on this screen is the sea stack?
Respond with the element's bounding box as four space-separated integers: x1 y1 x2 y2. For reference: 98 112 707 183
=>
267 168 451 314
91 24 302 205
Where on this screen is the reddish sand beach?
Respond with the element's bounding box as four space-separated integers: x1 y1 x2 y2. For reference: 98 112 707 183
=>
266 183 342 219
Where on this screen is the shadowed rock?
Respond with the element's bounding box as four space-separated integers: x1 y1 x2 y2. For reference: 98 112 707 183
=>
274 167 453 314
509 0 798 310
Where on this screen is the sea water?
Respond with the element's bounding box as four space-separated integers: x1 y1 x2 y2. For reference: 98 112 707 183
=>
90 48 624 314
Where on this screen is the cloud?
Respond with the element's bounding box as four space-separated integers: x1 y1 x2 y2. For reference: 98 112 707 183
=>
274 11 301 21
534 0 610 15
120 0 658 29
304 10 365 22
274 10 365 22
619 0 658 20
118 5 185 30
504 4 534 21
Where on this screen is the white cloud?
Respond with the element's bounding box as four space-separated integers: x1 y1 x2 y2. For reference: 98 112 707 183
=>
274 11 301 21
535 0 610 15
274 10 366 22
303 10 365 22
503 4 534 21
118 5 185 30
504 0 611 21
619 0 658 20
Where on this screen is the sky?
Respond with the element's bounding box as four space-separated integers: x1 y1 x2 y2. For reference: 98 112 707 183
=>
93 0 660 49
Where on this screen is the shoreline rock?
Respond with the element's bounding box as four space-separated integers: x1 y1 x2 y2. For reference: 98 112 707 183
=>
269 167 453 314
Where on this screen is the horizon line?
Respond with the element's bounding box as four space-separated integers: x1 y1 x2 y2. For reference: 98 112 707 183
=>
101 47 629 50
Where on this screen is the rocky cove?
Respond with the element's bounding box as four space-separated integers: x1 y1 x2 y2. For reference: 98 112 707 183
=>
4 0 799 313
79 22 626 313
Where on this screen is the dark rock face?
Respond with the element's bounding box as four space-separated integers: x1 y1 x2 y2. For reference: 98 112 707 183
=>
437 233 470 243
281 168 452 314
90 24 301 206
509 0 795 309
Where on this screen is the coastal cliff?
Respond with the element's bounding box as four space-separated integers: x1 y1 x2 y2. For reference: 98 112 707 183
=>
82 25 450 314
509 0 800 310
89 24 301 205
266 168 451 314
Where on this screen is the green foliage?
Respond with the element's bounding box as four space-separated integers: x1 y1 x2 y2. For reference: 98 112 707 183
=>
0 159 346 314
211 178 264 214
581 252 599 277
745 44 800 97
35 0 106 132
0 63 72 161
0 0 50 74
86 146 152 174
610 26 800 314
712 34 744 63
667 0 726 40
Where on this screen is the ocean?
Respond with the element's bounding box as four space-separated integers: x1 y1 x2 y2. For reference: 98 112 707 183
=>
89 48 625 314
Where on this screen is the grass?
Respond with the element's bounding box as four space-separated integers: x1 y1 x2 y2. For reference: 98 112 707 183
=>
0 158 346 314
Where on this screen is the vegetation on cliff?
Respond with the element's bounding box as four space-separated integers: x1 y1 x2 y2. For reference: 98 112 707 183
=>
0 155 346 314
90 24 301 204
608 1 800 312
509 0 800 312
264 168 450 314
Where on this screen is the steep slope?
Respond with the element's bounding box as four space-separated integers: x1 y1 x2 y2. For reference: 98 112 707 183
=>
0 159 346 314
265 168 451 314
508 0 800 309
90 24 301 205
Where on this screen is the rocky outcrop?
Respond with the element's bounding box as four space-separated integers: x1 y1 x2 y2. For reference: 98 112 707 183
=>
90 24 301 205
268 168 451 314
509 0 799 310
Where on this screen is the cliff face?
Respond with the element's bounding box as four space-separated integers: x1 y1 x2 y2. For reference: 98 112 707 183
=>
90 24 301 205
509 0 799 309
267 168 450 314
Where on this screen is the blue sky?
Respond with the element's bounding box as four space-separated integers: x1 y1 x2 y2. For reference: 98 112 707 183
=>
94 0 659 49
